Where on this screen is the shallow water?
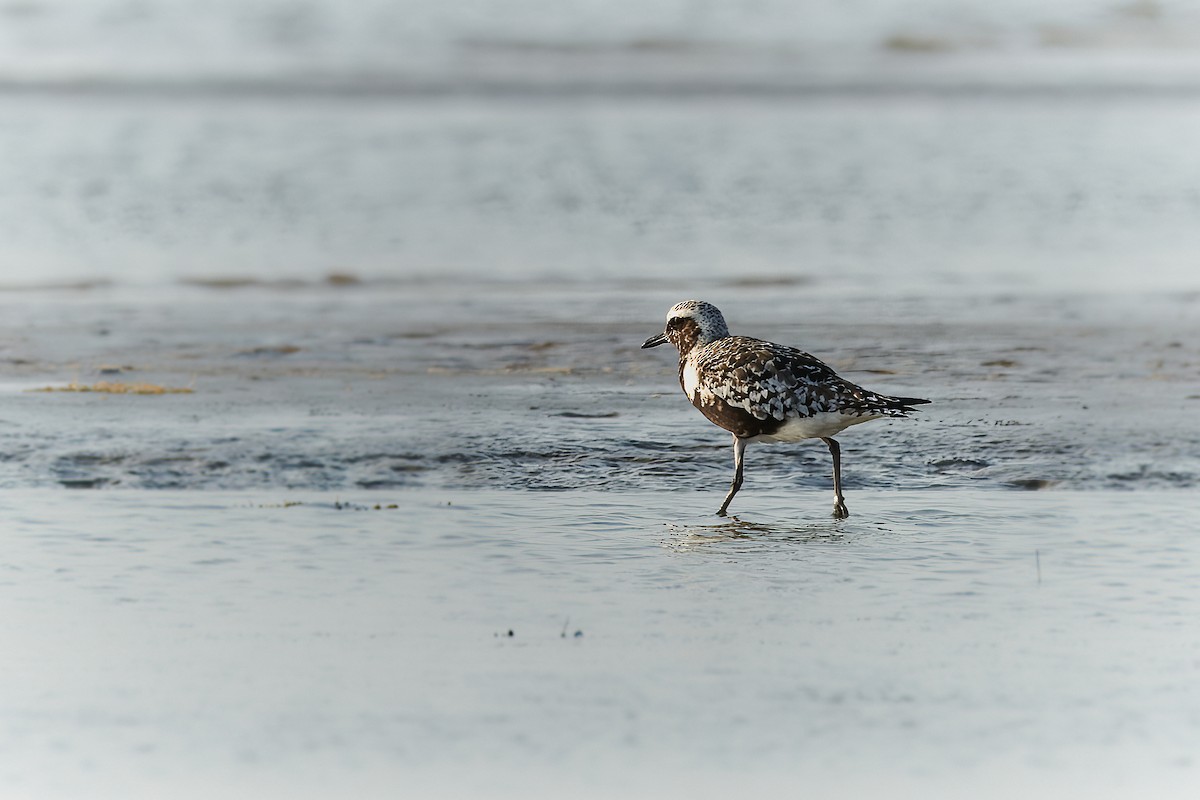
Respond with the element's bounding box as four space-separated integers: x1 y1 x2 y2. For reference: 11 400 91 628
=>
1 489 1196 798
3 93 1200 293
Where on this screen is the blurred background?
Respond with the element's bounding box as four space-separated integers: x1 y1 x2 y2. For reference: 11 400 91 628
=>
2 0 1200 293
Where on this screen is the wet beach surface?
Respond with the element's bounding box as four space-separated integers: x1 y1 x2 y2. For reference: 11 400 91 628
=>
1 489 1197 799
0 281 1196 495
2 54 1200 798
2 281 1197 797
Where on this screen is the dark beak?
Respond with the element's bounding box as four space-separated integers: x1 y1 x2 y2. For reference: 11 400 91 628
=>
641 332 669 349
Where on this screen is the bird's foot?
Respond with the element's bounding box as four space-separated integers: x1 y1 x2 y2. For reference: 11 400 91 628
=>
832 498 849 519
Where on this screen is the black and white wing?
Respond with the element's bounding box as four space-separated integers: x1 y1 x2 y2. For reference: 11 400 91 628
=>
693 336 918 421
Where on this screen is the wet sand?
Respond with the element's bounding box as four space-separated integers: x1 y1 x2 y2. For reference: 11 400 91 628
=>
1 488 1197 799
1 281 1196 494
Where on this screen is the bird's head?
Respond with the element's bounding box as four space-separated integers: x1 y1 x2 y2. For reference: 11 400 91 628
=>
641 300 730 356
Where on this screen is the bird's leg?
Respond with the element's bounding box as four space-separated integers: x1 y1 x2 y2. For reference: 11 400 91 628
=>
822 437 849 519
717 435 747 516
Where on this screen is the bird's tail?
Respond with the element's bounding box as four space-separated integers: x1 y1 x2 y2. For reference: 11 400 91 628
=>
881 395 931 414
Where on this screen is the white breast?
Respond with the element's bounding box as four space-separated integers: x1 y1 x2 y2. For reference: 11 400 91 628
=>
681 359 702 401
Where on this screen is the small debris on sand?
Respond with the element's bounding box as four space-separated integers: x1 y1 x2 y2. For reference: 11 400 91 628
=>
30 381 193 395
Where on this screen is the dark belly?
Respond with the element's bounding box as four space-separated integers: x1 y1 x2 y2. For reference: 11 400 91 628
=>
692 396 783 439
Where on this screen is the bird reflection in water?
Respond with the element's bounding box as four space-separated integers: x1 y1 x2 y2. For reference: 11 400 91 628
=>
662 514 881 553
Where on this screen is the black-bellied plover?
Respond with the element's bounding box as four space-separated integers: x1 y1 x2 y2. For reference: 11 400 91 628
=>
642 300 929 518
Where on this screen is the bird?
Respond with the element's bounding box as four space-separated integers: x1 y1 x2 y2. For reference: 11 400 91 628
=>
641 300 929 518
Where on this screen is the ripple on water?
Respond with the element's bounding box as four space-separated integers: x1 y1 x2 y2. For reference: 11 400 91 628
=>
0 488 1197 798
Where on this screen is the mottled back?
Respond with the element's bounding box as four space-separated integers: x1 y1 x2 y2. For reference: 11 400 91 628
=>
689 336 910 423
